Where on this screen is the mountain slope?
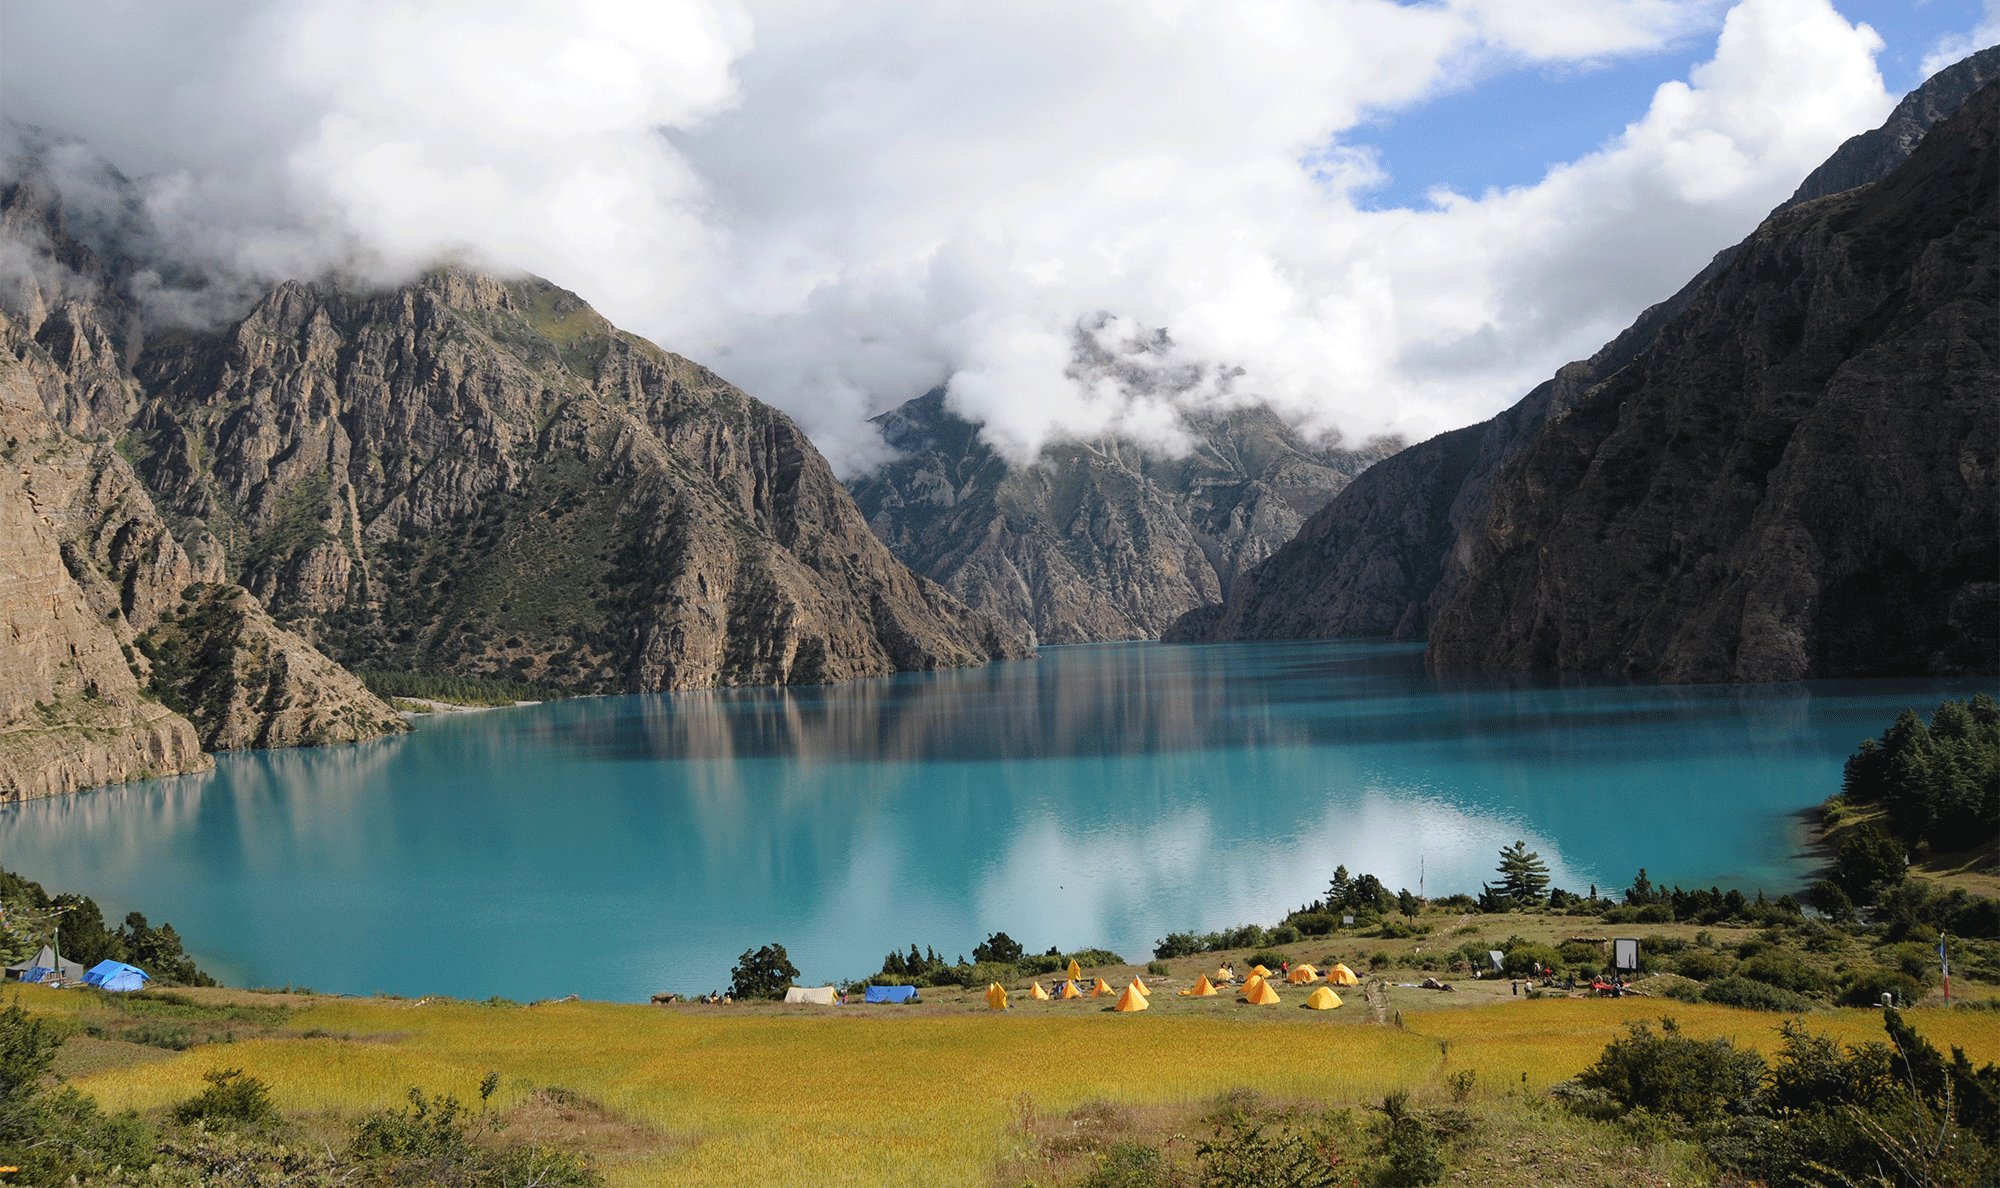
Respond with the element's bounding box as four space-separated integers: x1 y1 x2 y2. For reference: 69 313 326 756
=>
125 272 1029 691
1167 49 1999 676
848 391 1396 643
1428 77 1998 680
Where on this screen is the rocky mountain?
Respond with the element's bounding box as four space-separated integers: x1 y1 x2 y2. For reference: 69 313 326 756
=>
1429 77 1998 680
847 390 1397 644
1170 50 1999 684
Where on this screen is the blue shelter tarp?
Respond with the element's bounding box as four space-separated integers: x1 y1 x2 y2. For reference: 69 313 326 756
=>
863 984 918 1004
20 967 50 984
83 960 150 992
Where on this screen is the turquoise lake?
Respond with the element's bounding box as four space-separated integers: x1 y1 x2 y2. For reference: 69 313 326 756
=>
1 640 1986 1002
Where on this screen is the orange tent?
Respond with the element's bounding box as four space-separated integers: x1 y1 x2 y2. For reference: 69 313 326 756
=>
985 982 1009 1010
1212 967 1235 984
1241 974 1267 996
1286 965 1318 984
1028 981 1050 1000
1060 980 1084 999
1114 982 1149 1012
1250 964 1272 978
1131 977 1150 997
1327 964 1360 986
1304 986 1342 1010
1091 978 1114 997
1180 975 1219 997
1245 978 1282 1005
1067 959 1083 982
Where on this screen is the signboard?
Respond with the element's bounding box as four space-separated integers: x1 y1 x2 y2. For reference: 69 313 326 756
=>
1613 937 1640 973
1342 915 1355 926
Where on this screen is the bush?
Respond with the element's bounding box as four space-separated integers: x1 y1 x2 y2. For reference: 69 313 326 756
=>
1081 1139 1176 1188
1249 951 1288 972
1195 1105 1352 1188
1676 950 1734 981
352 1086 597 1187
1286 912 1338 937
1700 977 1816 1013
973 932 1024 964
169 1068 278 1128
1576 1017 1765 1123
1270 925 1301 946
1146 961 1170 977
1155 932 1201 960
1501 942 1562 976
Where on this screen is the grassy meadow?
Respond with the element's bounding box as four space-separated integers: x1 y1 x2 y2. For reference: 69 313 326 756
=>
15 980 1997 1187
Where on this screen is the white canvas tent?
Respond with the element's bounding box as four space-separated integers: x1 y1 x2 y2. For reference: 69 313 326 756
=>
783 985 839 1005
6 945 88 982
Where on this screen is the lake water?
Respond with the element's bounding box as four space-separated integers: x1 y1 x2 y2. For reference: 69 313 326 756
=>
1 641 1985 1002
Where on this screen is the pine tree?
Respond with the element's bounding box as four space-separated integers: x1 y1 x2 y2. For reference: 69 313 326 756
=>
1494 841 1550 905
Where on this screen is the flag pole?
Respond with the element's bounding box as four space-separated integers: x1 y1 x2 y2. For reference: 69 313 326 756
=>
1940 931 1950 1003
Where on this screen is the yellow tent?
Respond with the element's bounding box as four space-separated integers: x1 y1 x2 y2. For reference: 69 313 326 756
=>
1131 977 1150 997
1060 980 1084 999
1245 978 1282 1005
1242 974 1266 996
1091 977 1114 997
1286 965 1319 984
1304 986 1342 1010
1028 981 1050 1001
985 982 1009 1010
1212 967 1235 983
1180 975 1219 997
1250 964 1272 977
1067 959 1083 982
1114 982 1149 1012
1328 964 1360 986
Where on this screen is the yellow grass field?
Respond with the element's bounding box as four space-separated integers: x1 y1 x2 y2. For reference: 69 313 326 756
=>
16 984 1999 1187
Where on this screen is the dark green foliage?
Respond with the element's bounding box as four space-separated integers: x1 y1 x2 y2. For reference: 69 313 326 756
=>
1624 869 1658 905
0 1001 152 1186
1808 879 1855 923
355 669 566 707
1375 1093 1444 1187
1698 977 1815 1013
1839 967 1924 1008
1831 825 1908 904
1499 941 1561 977
0 865 216 987
1674 949 1734 981
1733 951 1831 996
118 912 217 988
729 943 800 999
1154 924 1271 960
1493 841 1550 906
54 892 120 968
1577 1017 1765 1123
169 1067 278 1128
973 932 1024 964
1841 696 2000 853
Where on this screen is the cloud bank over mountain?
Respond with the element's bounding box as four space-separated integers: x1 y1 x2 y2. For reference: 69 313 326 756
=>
4 0 1966 472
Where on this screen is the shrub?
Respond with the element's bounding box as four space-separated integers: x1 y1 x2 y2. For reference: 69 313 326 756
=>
1576 1017 1765 1123
351 1086 597 1187
1155 932 1201 960
1501 942 1562 976
1368 950 1392 971
1376 1094 1444 1186
973 932 1024 964
1270 925 1301 946
1146 961 1170 977
1081 1139 1176 1188
1249 951 1288 972
1676 950 1734 981
1195 1105 1351 1188
1557 941 1602 966
1700 977 1815 1013
169 1068 278 1128
1838 968 1923 1008
1286 912 1338 937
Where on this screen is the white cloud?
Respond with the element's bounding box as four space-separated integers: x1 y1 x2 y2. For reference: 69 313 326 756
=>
1 0 1897 473
1921 0 2000 78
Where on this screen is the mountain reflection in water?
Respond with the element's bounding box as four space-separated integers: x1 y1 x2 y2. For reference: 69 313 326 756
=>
0 641 1982 1002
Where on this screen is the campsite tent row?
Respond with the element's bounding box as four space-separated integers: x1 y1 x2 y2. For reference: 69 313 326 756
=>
2 948 150 992
779 961 1360 1010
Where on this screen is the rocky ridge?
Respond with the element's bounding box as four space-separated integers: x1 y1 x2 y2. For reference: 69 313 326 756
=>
848 390 1397 643
1168 49 2000 681
1429 78 1998 680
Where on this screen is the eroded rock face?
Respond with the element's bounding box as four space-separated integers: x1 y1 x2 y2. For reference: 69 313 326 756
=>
1428 80 1999 681
0 325 210 801
128 273 1029 691
849 392 1397 643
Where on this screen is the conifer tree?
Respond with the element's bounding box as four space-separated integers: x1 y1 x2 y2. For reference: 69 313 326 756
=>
1494 841 1551 905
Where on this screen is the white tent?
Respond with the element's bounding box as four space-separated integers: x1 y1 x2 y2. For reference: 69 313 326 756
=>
783 985 839 1004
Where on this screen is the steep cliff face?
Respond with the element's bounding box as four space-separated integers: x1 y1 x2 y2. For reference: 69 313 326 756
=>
1169 50 1999 669
0 330 210 800
128 273 1029 691
848 391 1395 643
1429 80 1998 680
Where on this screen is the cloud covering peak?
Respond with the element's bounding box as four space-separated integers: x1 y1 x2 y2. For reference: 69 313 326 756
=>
1 0 1930 472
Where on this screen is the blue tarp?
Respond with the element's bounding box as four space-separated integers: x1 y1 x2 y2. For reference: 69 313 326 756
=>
863 984 918 1004
19 967 50 983
82 960 150 992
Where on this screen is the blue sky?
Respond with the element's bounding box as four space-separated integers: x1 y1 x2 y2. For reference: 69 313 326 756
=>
1356 0 1994 209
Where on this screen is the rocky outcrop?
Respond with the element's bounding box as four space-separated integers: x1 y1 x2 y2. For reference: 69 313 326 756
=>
1169 51 2000 673
849 391 1396 643
127 273 1030 691
137 583 406 750
1780 45 2000 211
1428 79 1998 680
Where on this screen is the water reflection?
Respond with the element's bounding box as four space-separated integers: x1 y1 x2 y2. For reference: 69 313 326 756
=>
0 642 1983 1002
